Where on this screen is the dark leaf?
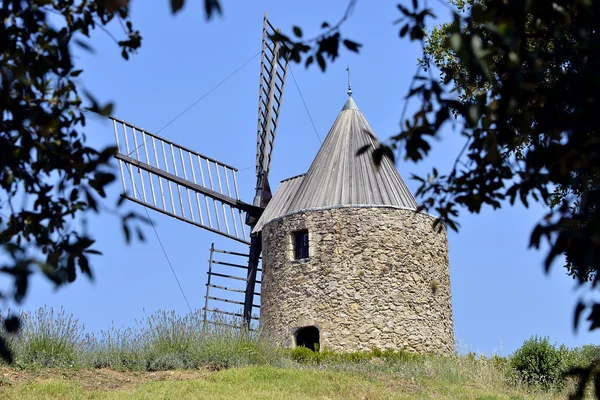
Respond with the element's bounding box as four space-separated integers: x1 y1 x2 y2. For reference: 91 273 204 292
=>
587 303 600 330
343 39 362 53
84 249 102 255
3 315 20 334
397 4 411 16
409 26 425 41
293 26 303 38
14 273 28 304
204 0 222 19
66 255 76 283
78 255 93 279
574 301 585 331
372 145 395 167
410 174 425 182
373 146 383 167
356 144 372 156
123 223 131 243
400 24 409 37
85 189 98 211
74 39 95 53
305 55 314 68
136 227 145 242
171 0 184 13
0 336 13 364
316 53 326 72
269 32 290 44
98 102 114 117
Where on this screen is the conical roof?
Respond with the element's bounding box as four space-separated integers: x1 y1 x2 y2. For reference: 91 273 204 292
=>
253 97 418 233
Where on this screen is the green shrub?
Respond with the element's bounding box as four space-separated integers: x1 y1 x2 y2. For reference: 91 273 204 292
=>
289 346 424 366
571 344 600 368
380 348 423 363
491 354 509 370
134 310 282 370
371 348 383 357
291 346 319 363
88 325 144 370
510 336 563 387
12 307 85 368
338 350 371 363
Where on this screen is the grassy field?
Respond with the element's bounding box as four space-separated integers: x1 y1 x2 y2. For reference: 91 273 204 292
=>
0 307 594 399
0 365 565 400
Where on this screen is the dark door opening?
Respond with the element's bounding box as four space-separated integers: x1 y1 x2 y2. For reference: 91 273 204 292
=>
295 326 320 351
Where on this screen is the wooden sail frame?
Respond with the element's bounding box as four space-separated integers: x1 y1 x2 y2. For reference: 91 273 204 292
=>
110 15 289 328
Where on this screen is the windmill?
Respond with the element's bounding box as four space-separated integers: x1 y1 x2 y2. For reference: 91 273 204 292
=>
109 15 288 328
110 15 455 354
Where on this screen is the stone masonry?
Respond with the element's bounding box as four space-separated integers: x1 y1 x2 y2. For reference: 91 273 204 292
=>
260 206 454 354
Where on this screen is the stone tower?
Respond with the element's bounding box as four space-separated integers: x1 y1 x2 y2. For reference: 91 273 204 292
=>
252 96 454 354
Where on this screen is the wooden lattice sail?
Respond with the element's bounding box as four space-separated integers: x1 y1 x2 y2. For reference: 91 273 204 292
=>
110 15 289 327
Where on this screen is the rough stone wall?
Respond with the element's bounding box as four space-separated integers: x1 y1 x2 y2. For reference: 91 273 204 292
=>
260 206 454 354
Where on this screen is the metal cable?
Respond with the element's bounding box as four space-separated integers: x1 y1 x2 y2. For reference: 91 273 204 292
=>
126 50 261 157
289 65 322 144
156 51 262 134
124 163 193 313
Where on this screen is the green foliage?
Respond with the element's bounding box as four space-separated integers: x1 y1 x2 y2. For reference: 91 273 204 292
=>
509 337 600 396
7 308 600 397
510 336 565 388
276 0 600 345
0 307 434 371
2 1 599 395
0 364 556 400
290 346 423 366
0 0 228 365
415 0 600 334
0 0 152 363
3 307 85 369
415 1 600 394
270 0 362 71
290 346 320 363
0 307 285 371
575 345 600 367
90 310 283 371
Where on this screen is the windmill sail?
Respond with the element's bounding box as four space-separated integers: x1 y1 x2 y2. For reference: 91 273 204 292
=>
239 15 290 326
111 117 260 244
109 15 289 328
252 16 289 211
203 243 261 330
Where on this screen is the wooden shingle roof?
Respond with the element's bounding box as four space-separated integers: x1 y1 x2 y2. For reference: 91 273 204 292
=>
253 97 417 233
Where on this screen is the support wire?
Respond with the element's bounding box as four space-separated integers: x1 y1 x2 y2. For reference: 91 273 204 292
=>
125 164 193 313
289 64 322 144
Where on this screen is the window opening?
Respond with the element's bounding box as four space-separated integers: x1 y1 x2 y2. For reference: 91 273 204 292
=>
294 230 309 260
295 326 320 351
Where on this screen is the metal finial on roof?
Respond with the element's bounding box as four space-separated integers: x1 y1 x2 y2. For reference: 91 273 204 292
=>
346 65 352 97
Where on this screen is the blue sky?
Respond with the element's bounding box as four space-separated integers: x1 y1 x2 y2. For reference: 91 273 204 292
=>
9 0 599 354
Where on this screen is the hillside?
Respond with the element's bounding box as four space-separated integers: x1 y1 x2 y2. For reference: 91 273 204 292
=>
0 308 594 399
0 365 564 400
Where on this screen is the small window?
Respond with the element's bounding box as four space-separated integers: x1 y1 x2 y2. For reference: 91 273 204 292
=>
293 230 309 260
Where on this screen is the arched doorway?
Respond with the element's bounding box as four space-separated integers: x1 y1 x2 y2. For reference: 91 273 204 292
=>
294 326 320 351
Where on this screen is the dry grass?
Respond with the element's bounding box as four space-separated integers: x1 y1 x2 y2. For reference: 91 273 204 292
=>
0 367 210 391
0 365 570 400
0 307 594 399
